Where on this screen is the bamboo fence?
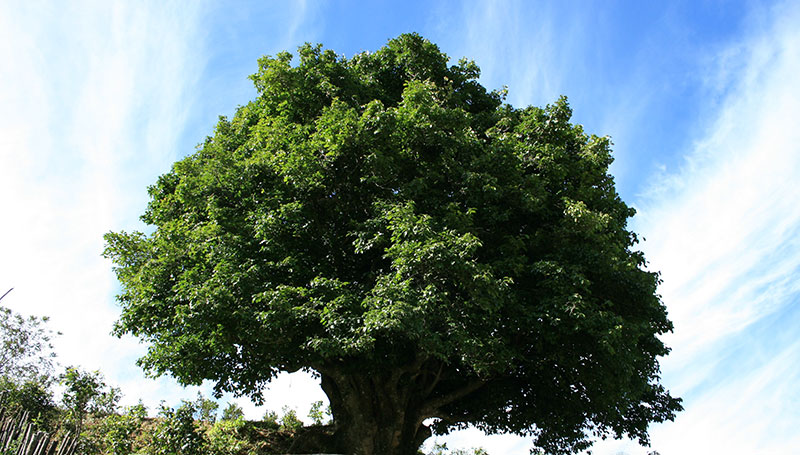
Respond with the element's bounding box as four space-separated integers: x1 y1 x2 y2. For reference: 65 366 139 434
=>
0 407 77 455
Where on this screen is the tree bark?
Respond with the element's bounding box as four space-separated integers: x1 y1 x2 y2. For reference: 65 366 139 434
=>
317 362 484 455
320 373 422 455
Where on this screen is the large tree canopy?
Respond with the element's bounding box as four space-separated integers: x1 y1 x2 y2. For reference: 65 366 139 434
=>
104 34 680 455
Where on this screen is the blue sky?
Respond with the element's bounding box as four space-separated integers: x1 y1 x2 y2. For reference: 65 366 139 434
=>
2 1 799 453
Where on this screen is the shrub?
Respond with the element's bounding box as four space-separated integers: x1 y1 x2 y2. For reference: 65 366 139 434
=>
143 402 206 455
261 409 280 429
93 403 147 455
307 400 330 425
220 402 244 421
0 376 58 430
279 406 302 431
192 392 219 423
205 417 257 455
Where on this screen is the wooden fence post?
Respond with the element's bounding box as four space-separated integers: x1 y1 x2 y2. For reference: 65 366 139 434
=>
0 405 76 455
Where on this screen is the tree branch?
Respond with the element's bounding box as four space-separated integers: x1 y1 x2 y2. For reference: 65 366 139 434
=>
422 362 445 397
422 378 485 415
400 351 430 375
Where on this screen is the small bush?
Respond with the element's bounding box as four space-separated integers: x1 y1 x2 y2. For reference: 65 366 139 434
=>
279 406 302 431
192 392 219 423
307 400 331 425
428 442 489 455
93 403 147 455
261 409 280 429
205 417 257 455
0 376 59 430
221 402 244 421
143 402 206 455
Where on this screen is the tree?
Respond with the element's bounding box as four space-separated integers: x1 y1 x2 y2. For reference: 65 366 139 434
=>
0 304 58 384
0 304 60 430
307 400 330 425
279 406 303 431
220 402 244 421
145 401 206 455
93 403 147 455
428 442 488 455
61 366 120 435
0 376 58 429
104 33 681 455
192 392 219 423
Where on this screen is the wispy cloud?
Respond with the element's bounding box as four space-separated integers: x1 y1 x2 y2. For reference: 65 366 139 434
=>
611 2 800 453
635 0 800 375
0 0 207 406
429 2 800 453
0 0 330 419
432 0 576 107
5 2 800 452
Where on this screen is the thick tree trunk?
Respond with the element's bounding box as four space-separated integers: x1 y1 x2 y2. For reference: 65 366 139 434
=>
319 370 431 455
315 357 486 455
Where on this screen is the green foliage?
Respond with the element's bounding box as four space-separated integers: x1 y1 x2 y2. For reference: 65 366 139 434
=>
144 402 206 455
205 417 257 455
0 305 58 384
261 409 279 429
192 392 219 423
1 437 21 455
220 402 244 421
60 366 119 435
307 400 330 425
0 376 58 430
73 398 342 455
279 406 302 431
91 384 123 417
427 442 488 455
105 33 681 454
92 403 147 455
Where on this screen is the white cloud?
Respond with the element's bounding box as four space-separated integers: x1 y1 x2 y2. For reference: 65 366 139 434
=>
0 0 329 421
605 2 800 454
5 2 800 453
0 0 207 408
429 2 800 454
635 0 800 371
431 0 579 107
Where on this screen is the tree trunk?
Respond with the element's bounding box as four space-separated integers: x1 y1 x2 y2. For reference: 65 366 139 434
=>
320 371 431 455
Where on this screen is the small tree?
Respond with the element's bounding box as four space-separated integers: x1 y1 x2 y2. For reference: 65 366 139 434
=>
261 409 279 429
144 402 206 455
94 403 147 455
0 305 58 384
192 392 219 423
0 376 58 429
91 384 123 417
279 406 302 431
220 402 244 421
307 400 329 425
0 305 60 431
61 367 119 435
428 442 488 455
206 417 257 455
